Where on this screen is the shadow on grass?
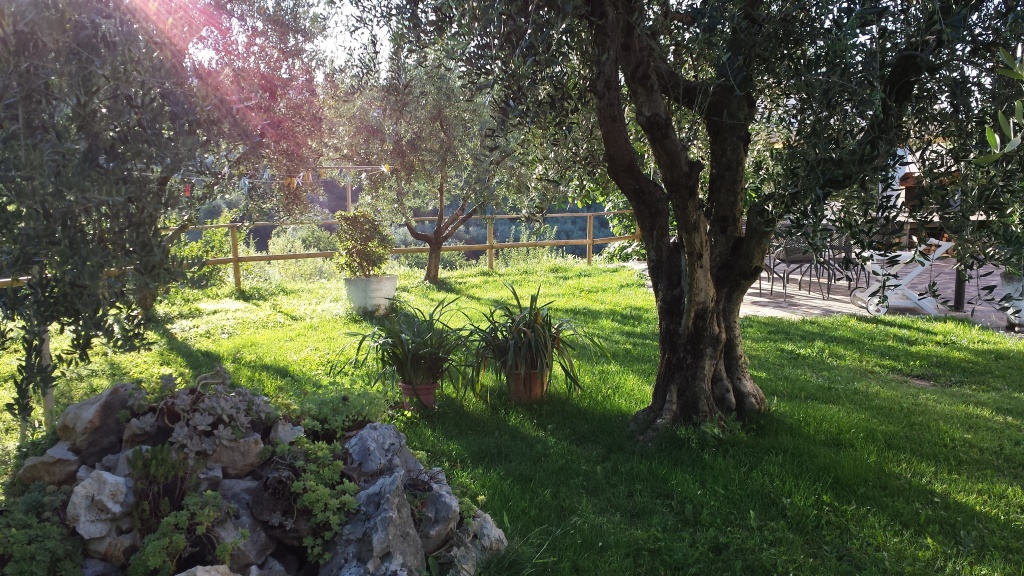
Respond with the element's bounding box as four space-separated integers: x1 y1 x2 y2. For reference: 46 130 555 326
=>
150 324 224 376
743 314 1022 390
403 304 1024 573
409 390 1024 574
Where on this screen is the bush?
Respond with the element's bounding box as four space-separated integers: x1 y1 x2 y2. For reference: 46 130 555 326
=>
287 441 359 563
0 483 82 575
597 239 647 263
127 491 238 576
333 211 394 277
496 222 566 268
294 383 390 443
172 214 233 288
129 443 203 535
266 225 340 284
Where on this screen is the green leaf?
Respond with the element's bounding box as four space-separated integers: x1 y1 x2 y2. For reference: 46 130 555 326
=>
1016 101 1024 125
999 48 1017 68
999 111 1013 138
973 153 1002 166
986 126 1000 152
997 69 1024 81
1005 137 1021 154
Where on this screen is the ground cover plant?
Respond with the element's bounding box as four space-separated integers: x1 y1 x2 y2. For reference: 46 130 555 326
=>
2 258 1023 574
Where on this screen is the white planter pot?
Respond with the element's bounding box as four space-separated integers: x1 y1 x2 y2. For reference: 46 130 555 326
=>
344 275 398 315
1000 272 1024 326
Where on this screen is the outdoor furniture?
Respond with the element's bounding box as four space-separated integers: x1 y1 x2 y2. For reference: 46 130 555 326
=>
768 238 814 300
849 239 954 316
769 235 847 300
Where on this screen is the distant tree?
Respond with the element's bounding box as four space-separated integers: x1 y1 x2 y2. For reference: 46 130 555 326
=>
329 48 514 283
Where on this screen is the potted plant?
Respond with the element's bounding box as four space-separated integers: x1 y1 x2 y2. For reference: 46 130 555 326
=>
351 299 466 409
470 285 603 404
998 252 1024 329
985 204 1024 328
333 210 397 315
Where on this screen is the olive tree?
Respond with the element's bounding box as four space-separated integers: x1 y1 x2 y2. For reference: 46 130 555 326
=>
0 0 199 438
0 0 325 440
329 48 521 283
349 0 1021 436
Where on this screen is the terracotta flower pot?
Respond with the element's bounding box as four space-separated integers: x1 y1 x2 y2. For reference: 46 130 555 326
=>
398 381 439 410
506 370 548 404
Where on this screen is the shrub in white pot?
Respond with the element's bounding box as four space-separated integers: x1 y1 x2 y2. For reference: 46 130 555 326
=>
333 210 397 315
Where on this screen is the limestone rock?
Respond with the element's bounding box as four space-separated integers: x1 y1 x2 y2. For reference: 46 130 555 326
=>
82 558 123 576
448 511 508 576
219 479 260 506
78 465 95 484
57 383 135 465
344 423 423 487
471 511 507 554
415 470 461 555
269 421 304 445
318 472 425 576
210 433 265 478
84 530 140 567
199 463 224 493
99 452 120 473
212 505 276 573
114 446 150 477
173 566 240 576
122 413 157 450
245 556 290 576
67 470 135 541
16 440 82 486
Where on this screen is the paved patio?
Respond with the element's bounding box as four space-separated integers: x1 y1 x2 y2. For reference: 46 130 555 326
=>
624 258 1021 333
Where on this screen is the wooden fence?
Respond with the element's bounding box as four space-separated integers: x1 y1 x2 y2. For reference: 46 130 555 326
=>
1 211 639 290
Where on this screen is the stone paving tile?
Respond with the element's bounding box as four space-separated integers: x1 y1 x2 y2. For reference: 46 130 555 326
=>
622 259 1022 334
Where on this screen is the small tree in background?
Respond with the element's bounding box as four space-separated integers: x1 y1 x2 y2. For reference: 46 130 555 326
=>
330 47 525 283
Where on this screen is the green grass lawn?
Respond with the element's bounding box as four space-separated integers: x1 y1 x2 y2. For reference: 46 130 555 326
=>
3 257 1024 575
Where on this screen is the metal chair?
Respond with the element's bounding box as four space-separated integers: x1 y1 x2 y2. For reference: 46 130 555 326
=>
769 238 817 300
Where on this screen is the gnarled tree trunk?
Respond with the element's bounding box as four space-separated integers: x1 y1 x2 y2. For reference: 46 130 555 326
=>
588 0 771 436
585 0 939 437
405 194 477 284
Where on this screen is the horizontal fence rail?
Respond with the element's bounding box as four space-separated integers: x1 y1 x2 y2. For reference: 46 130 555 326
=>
0 211 640 290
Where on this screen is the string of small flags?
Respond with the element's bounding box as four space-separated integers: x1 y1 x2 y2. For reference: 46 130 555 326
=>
170 165 390 197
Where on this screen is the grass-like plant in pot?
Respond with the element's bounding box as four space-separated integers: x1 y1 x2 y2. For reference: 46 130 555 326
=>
333 210 397 315
470 285 603 404
351 299 466 409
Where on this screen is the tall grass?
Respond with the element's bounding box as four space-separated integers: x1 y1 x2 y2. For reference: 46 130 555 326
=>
2 258 1023 574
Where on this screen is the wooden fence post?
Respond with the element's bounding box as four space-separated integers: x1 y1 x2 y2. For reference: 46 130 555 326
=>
345 172 354 213
487 217 495 270
586 214 594 265
230 224 242 290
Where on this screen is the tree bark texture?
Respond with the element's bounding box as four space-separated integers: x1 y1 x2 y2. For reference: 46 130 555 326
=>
588 0 771 436
405 197 477 284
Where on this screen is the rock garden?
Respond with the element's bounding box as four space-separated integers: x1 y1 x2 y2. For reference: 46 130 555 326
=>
8 367 506 576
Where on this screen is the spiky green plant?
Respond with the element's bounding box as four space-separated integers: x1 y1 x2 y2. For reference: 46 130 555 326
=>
350 299 467 392
469 284 603 398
